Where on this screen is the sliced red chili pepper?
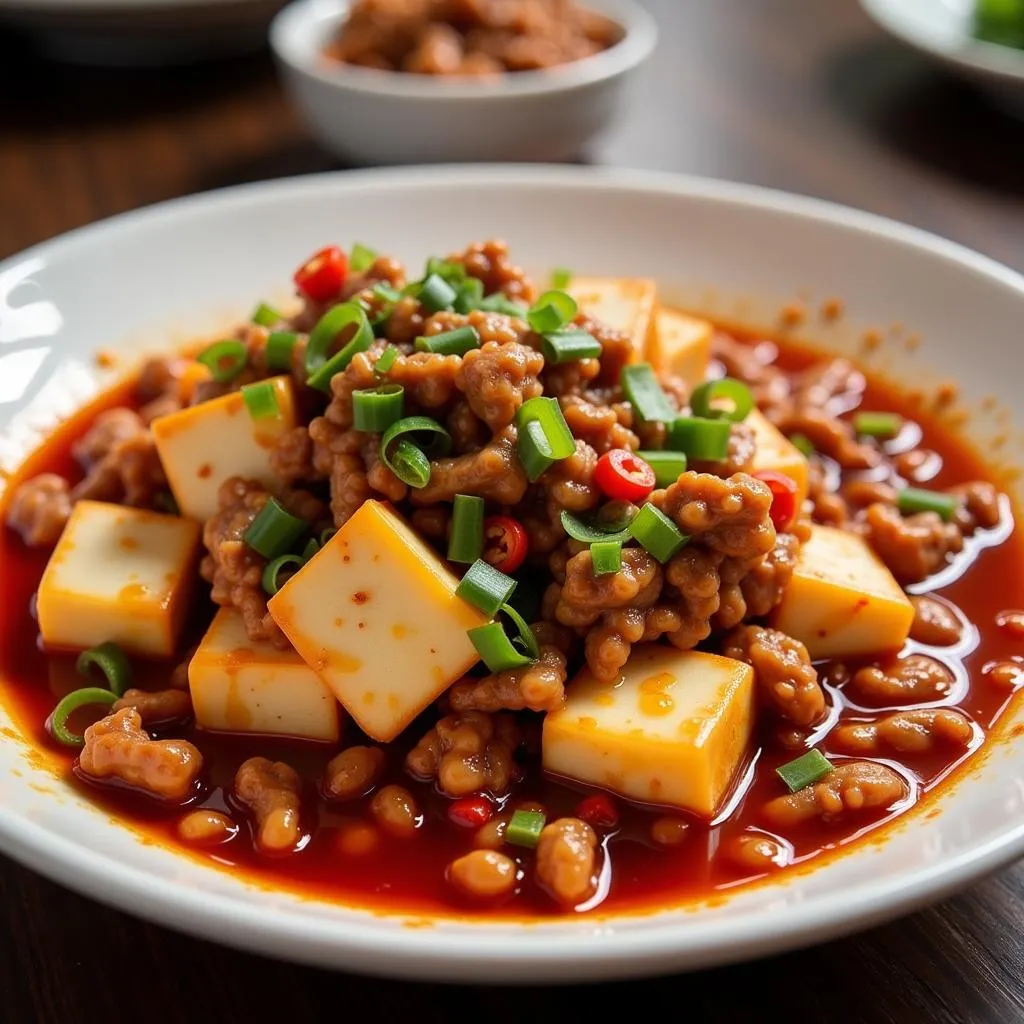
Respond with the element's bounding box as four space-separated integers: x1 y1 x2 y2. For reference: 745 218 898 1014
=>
294 245 348 303
448 795 494 829
594 449 656 503
753 470 798 531
576 794 620 830
482 515 529 574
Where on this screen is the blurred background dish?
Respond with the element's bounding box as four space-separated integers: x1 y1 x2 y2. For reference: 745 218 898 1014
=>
270 0 657 165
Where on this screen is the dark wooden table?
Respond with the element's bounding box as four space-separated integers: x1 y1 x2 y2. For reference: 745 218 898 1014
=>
2 1 1023 1020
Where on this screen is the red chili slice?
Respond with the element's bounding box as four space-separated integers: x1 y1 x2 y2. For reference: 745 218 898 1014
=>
448 795 493 829
482 515 529 574
576 794 620 830
294 245 348 303
594 449 656 503
753 470 798 531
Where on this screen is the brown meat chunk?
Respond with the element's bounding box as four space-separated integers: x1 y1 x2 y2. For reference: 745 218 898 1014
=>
723 625 825 726
862 502 963 584
6 473 72 547
369 784 421 838
422 308 530 347
909 595 963 647
842 478 897 509
848 654 956 706
404 21 464 72
725 832 789 872
554 547 662 628
535 817 598 907
321 352 380 431
405 711 520 797
411 426 528 505
777 408 877 469
449 238 535 303
584 604 685 683
234 757 303 854
456 341 544 431
578 312 633 386
662 546 730 650
112 688 192 726
177 810 236 846
78 708 201 803
447 850 518 900
950 480 1002 533
72 427 167 509
761 761 907 828
544 439 601 514
308 418 369 527
794 357 865 413
541 357 601 399
559 393 640 453
807 460 848 526
734 528 804 622
448 645 568 713
831 709 974 755
270 426 319 485
322 745 385 801
72 408 144 467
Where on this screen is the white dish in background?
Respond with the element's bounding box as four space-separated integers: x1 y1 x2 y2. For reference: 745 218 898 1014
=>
861 0 1024 116
0 165 1023 982
270 0 657 164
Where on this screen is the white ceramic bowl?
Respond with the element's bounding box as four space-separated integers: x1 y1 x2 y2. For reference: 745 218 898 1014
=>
1 166 1023 983
269 0 658 164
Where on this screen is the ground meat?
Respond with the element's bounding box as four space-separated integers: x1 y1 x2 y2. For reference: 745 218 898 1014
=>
234 757 303 854
447 850 518 900
177 809 236 846
544 439 600 515
842 478 897 509
559 394 640 453
584 604 686 683
861 502 963 584
761 761 907 828
794 358 865 414
69 422 167 509
78 707 201 803
807 460 848 526
423 308 530 348
409 504 451 542
690 423 757 477
554 547 662 628
112 688 192 726
381 296 427 346
535 817 598 907
909 595 964 647
712 333 791 420
723 625 825 726
950 480 1002 533
363 433 408 502
308 418 368 527
72 408 144 467
831 709 975 756
848 654 955 706
136 356 188 422
448 645 567 713
777 408 877 469
405 711 520 797
342 255 407 299
660 547 730 650
734 529 804 621
321 352 382 431
449 239 536 303
541 357 601 399
322 745 385 801
369 784 421 838
6 473 72 547
446 399 489 453
456 341 544 430
894 448 940 483
412 426 528 505
577 312 633 386
270 426 319 485
725 833 789 872
650 817 691 847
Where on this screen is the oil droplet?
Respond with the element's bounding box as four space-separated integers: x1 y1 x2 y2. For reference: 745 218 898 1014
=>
638 671 676 716
594 692 614 707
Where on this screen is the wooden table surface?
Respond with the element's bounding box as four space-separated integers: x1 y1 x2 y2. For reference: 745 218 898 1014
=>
1 1 1023 1020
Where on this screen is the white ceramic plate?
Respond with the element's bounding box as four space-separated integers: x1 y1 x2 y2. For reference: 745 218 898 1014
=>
0 166 1023 983
861 0 1024 115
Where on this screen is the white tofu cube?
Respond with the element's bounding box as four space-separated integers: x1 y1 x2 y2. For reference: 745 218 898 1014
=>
189 608 340 742
267 500 487 742
543 645 755 816
36 500 201 657
648 308 713 387
151 375 297 522
746 408 810 510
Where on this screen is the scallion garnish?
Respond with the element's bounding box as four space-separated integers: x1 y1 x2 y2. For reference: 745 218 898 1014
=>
266 331 300 371
591 539 623 576
244 498 308 559
457 559 517 618
550 267 573 289
620 364 676 423
476 293 528 317
506 809 546 848
515 397 575 482
448 494 484 564
251 302 281 327
375 345 398 376
527 290 578 335
689 377 754 423
350 242 377 272
559 508 633 545
897 487 958 521
305 302 374 391
320 527 337 547
419 273 458 313
501 602 540 660
301 537 320 561
627 503 688 563
853 411 903 439
453 277 484 314
371 282 402 305
424 257 467 284
261 553 305 596
637 450 688 488
776 749 833 793
540 330 602 364
667 416 732 461
789 432 815 458
241 381 281 420
389 439 431 488
197 339 247 384
352 384 404 433
414 326 481 356
467 621 533 673
47 687 118 748
380 415 452 489
76 642 131 698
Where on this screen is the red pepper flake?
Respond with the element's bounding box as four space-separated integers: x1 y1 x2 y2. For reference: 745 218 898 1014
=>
448 795 493 829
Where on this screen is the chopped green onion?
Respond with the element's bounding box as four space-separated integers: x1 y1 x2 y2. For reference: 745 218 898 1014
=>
628 503 689 563
375 345 398 376
448 494 484 564
897 487 958 522
380 415 453 484
320 527 337 547
241 381 281 420
467 621 533 673
301 537 320 561
638 450 688 488
251 302 281 327
776 749 833 793
506 809 546 849
350 242 377 272
591 539 623 576
262 553 305 596
515 397 575 482
244 498 308 559
689 377 754 423
500 603 540 660
352 384 404 433
371 282 402 305
551 267 573 289
197 340 247 383
457 559 517 618
414 326 481 356
154 492 179 516
424 257 467 284
419 273 458 313
789 433 815 458
540 330 601 364
476 293 528 317
853 411 903 439
76 642 132 698
266 331 299 371
453 277 484 314
527 290 578 334
667 416 732 461
388 438 431 489
559 508 633 545
621 364 676 423
305 302 374 391
47 687 118 748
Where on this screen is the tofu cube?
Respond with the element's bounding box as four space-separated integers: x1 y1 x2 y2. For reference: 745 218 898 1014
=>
648 308 713 387
772 524 914 659
36 500 201 657
151 375 297 522
543 646 755 816
268 500 487 742
567 277 657 363
189 608 340 742
746 408 810 511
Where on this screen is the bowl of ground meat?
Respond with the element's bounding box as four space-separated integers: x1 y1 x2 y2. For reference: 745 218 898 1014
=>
270 0 658 163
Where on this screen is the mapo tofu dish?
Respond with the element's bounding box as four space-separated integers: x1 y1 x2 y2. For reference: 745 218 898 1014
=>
1 238 1021 917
